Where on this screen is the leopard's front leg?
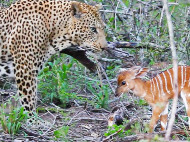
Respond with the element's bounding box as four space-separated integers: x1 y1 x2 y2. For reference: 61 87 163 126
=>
11 51 53 130
14 56 38 119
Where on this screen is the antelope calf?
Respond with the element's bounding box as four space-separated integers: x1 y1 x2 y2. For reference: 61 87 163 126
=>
115 66 190 132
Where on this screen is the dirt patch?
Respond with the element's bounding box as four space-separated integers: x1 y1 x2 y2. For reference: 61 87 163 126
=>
0 93 189 142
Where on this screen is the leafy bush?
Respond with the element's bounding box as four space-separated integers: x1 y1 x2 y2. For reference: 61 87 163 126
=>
54 126 70 141
0 103 28 135
38 55 79 108
87 83 110 109
38 54 112 109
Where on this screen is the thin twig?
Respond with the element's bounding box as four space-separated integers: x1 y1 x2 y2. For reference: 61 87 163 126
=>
97 62 115 94
102 128 123 142
72 117 106 121
162 0 178 140
42 115 57 136
159 7 164 27
99 10 132 16
67 110 85 125
114 1 120 31
178 115 189 126
21 127 50 140
121 130 189 142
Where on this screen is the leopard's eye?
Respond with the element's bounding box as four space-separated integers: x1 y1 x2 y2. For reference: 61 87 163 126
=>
121 81 126 85
90 27 97 33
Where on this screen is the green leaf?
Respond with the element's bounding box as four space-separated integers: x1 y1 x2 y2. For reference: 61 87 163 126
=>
109 17 114 22
54 126 69 139
124 0 129 7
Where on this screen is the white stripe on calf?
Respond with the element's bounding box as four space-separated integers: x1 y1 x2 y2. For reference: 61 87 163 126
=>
167 70 173 89
152 78 156 93
141 93 146 98
162 72 170 94
181 66 184 89
184 66 187 84
150 79 154 100
155 77 160 98
157 74 164 95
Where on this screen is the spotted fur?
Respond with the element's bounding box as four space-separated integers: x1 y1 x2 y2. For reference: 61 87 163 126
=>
0 0 107 115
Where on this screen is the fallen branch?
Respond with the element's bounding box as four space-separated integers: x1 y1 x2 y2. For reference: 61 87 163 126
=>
102 115 190 142
59 40 170 75
107 41 169 50
103 118 139 142
21 127 50 140
60 41 168 73
72 117 106 121
121 130 190 142
102 128 123 142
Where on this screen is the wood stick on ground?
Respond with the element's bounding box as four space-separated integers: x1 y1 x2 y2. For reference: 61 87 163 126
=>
102 118 139 142
21 127 50 140
102 128 123 142
120 130 190 142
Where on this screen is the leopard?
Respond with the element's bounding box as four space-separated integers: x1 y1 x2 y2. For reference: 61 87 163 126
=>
0 0 107 118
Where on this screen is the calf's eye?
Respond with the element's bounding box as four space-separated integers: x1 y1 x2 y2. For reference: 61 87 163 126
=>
121 81 126 85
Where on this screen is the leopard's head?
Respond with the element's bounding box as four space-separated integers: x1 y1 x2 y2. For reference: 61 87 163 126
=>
68 2 107 52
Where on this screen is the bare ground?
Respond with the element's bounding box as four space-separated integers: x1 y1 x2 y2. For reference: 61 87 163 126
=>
0 91 189 142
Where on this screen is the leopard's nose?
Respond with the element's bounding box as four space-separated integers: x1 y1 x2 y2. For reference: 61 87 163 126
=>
115 93 120 97
102 41 108 49
101 46 108 51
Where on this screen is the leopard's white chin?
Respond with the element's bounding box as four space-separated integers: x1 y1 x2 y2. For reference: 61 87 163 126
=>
120 93 124 97
86 50 101 59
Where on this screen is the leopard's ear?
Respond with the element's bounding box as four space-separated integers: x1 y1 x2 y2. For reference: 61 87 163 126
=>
71 2 83 19
95 4 102 10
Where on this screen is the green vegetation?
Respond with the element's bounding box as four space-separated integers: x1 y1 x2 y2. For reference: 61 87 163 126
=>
135 99 148 106
86 83 110 109
0 0 15 7
0 101 28 135
38 54 79 108
54 126 70 141
38 54 113 109
1 0 190 141
104 120 147 138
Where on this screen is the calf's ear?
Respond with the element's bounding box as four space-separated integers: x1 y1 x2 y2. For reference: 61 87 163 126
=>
129 66 141 73
118 68 127 74
135 68 149 78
